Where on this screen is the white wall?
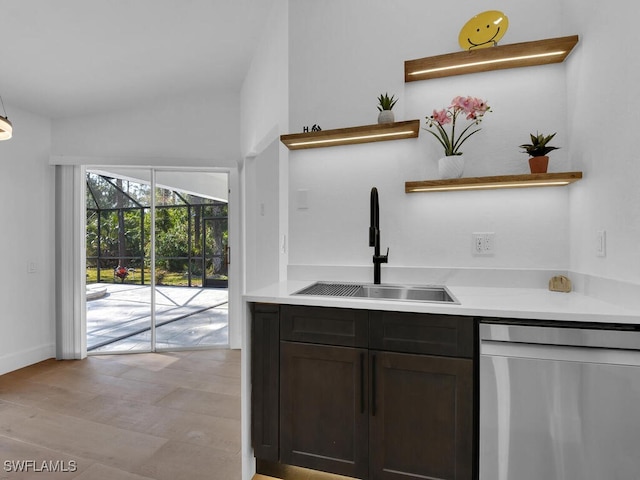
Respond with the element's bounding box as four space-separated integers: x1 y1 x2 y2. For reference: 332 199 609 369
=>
289 143 571 271
240 0 289 287
288 0 566 131
287 0 573 277
240 0 289 159
565 0 640 285
52 88 241 167
239 2 289 479
244 139 281 292
0 106 56 375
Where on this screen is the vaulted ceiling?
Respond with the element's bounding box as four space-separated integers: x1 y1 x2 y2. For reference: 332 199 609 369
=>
0 0 275 118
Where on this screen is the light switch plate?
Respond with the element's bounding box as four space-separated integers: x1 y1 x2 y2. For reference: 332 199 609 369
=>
296 189 309 209
596 230 606 257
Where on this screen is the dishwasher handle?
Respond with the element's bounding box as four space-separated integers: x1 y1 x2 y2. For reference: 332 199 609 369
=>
480 323 640 351
482 339 640 367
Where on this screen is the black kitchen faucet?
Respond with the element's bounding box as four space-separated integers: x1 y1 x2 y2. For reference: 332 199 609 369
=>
369 187 389 284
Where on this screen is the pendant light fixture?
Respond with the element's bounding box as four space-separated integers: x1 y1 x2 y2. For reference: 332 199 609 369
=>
0 95 13 141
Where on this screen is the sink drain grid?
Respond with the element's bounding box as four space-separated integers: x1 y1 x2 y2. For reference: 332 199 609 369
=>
294 282 363 297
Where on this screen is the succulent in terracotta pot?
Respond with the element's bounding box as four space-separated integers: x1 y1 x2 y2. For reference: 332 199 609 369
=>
519 132 559 173
377 93 398 124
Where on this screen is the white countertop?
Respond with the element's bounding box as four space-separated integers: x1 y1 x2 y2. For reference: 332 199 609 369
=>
244 280 640 325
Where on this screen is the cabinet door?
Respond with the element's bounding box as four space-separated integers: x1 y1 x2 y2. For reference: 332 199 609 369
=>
251 303 280 462
280 341 369 479
369 351 474 480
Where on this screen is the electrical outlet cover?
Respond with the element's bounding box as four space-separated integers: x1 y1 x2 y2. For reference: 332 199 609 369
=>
472 232 495 256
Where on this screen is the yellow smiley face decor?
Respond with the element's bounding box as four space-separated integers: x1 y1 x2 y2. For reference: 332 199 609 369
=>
458 10 509 50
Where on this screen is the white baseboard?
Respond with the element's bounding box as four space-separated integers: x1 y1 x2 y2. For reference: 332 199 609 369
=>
0 343 56 376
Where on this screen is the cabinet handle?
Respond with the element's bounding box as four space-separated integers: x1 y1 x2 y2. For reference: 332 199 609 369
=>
371 353 377 416
360 353 365 414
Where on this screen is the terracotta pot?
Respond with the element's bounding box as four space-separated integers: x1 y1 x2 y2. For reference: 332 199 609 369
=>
529 155 549 174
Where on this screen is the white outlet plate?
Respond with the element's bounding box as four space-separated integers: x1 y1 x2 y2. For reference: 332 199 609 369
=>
472 232 495 256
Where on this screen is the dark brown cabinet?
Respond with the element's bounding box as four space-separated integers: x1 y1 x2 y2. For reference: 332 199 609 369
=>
280 304 368 347
251 304 476 480
250 303 280 462
369 310 474 358
370 351 473 480
279 305 370 477
280 341 369 478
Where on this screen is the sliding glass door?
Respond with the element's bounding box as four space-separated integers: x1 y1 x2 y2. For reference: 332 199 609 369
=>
85 168 230 353
85 171 153 352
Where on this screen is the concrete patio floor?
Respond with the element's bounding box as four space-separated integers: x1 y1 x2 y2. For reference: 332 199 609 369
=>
86 283 229 353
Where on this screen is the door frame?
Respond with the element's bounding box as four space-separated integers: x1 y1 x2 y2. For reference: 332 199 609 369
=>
58 164 240 359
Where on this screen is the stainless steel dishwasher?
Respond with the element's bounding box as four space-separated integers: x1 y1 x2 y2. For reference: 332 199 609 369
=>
480 322 640 480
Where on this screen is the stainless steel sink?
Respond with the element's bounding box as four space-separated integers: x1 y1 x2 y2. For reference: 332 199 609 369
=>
293 282 459 304
352 284 457 303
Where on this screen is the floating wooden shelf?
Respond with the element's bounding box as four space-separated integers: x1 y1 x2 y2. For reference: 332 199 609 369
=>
405 172 583 193
405 35 579 82
280 120 420 150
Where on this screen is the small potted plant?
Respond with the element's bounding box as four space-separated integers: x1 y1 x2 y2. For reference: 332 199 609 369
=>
519 132 560 174
377 93 398 124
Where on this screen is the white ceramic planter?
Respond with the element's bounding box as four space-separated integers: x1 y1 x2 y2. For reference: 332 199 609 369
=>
377 110 395 124
438 155 465 179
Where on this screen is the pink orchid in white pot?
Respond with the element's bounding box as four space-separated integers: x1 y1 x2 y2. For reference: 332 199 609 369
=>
424 96 491 178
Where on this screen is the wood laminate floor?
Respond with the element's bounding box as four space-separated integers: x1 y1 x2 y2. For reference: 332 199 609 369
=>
0 349 241 480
